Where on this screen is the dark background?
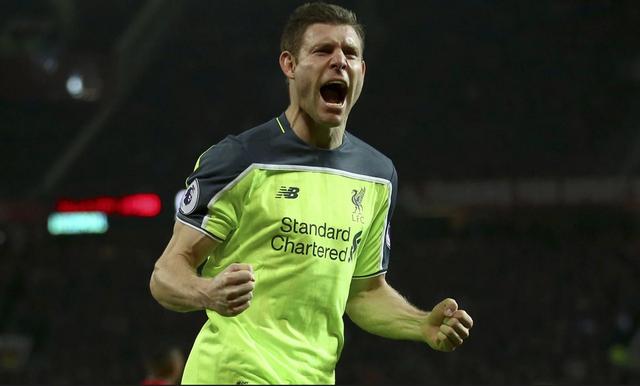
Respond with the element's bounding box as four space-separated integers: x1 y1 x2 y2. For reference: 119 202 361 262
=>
1 0 640 384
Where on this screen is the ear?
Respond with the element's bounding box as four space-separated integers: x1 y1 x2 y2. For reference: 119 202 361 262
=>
279 51 296 80
361 58 366 79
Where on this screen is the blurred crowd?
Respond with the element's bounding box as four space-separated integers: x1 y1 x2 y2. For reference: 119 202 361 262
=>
341 208 640 384
0 221 200 384
3 1 640 203
1 206 639 384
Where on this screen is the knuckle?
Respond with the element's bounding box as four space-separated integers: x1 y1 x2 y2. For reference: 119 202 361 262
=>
232 304 249 316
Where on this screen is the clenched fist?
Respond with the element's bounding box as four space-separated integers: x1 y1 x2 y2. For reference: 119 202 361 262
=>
422 298 473 352
201 263 255 317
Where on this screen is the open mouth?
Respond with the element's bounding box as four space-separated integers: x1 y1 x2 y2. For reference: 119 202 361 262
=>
320 81 348 105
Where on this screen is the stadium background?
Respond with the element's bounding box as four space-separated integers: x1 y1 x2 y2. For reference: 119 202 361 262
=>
1 0 640 383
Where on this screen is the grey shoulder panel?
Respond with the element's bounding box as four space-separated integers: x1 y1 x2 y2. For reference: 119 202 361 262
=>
176 135 249 234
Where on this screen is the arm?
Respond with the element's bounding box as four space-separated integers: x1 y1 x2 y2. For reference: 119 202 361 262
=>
346 274 473 351
149 221 255 316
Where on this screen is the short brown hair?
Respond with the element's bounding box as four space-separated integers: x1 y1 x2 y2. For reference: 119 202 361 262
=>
280 2 365 57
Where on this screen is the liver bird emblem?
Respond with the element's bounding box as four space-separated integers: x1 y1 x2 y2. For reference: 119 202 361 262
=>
351 187 365 213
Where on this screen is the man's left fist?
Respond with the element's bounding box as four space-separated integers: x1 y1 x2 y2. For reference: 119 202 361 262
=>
423 298 473 352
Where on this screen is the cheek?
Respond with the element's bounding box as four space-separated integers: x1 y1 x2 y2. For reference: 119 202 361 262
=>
295 65 309 89
352 74 365 96
296 68 316 96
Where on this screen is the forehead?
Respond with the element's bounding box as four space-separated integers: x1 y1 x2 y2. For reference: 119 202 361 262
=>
300 23 362 50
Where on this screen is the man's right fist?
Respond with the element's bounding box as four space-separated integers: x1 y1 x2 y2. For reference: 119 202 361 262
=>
202 263 255 316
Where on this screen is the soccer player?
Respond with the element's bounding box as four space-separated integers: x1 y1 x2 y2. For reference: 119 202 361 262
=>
150 2 473 384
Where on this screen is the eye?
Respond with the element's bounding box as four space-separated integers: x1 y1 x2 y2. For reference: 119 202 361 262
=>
344 49 359 59
314 46 332 55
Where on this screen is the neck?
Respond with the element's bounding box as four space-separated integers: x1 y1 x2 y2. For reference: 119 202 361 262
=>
285 105 345 150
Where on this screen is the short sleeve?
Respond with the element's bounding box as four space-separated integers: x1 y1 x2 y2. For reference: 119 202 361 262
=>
176 136 249 241
352 165 397 279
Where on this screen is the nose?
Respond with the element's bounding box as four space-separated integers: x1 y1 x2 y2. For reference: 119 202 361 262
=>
330 50 347 71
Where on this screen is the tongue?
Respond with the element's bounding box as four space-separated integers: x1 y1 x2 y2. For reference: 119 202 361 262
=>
321 86 342 104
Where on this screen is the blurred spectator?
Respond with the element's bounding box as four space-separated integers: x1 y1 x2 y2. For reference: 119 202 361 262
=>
141 345 185 386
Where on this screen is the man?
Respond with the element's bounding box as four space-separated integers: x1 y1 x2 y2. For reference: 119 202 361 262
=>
141 346 185 386
150 2 473 384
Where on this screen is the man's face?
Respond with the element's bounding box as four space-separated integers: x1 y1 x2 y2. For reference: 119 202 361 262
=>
288 23 366 128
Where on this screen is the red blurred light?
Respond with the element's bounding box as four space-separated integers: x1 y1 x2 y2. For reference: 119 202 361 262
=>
55 193 162 217
95 197 118 213
120 194 162 217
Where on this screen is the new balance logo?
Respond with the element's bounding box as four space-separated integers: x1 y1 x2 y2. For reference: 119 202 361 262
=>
275 186 300 199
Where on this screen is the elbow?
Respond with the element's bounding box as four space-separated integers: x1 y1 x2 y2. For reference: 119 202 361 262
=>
149 262 192 313
149 262 170 309
345 297 361 322
149 264 161 303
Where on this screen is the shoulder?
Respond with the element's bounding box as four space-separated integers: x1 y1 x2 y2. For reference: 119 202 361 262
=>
345 131 396 182
196 116 282 174
234 116 283 151
194 135 247 177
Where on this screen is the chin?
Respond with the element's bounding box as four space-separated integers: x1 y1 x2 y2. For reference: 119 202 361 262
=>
317 114 343 127
316 107 348 127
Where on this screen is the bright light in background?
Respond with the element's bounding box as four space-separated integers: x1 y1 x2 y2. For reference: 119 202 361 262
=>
48 212 109 235
56 193 162 217
62 60 103 101
119 193 162 217
66 73 84 98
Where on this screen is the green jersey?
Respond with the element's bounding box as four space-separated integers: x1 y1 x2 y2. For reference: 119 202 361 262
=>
176 113 397 384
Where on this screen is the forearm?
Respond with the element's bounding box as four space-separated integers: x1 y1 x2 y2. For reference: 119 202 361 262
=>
149 252 207 312
346 282 428 342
